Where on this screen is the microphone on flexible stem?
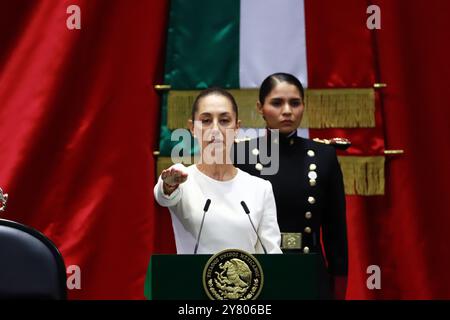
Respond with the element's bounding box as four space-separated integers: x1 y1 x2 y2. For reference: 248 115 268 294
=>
240 201 267 254
194 199 211 254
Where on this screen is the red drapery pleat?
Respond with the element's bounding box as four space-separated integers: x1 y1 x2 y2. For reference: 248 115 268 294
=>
305 0 450 299
0 0 169 299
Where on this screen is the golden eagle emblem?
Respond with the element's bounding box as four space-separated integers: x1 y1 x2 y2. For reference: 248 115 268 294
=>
203 249 263 300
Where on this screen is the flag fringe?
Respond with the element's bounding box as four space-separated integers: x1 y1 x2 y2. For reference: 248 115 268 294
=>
304 89 375 128
155 155 385 196
337 156 385 196
166 88 375 129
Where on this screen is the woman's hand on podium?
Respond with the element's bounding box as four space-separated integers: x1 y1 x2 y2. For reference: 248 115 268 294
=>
161 166 188 196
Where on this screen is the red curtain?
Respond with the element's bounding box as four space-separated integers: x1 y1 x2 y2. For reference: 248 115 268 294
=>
305 0 450 299
0 0 169 299
372 0 450 299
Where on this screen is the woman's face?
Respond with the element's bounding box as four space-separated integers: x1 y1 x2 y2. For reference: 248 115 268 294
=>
191 94 240 164
258 81 304 134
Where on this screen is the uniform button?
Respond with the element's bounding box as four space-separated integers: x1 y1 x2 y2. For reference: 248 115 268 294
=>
307 150 315 157
255 163 263 171
309 164 317 171
273 138 279 144
308 196 316 204
252 148 259 156
309 179 317 186
305 211 312 219
289 139 294 146
303 247 310 254
308 171 318 180
304 227 312 234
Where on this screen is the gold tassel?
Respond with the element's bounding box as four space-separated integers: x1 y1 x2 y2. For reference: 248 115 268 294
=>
155 155 385 196
167 88 375 129
303 89 375 128
167 91 197 129
337 156 385 195
229 89 265 127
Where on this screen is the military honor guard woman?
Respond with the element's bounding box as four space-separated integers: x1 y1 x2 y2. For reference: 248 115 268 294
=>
234 73 348 299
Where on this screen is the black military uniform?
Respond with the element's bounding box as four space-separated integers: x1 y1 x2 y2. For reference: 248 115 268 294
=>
234 130 348 281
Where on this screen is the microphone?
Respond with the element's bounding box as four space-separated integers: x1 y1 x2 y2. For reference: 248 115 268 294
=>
194 199 211 254
240 201 267 254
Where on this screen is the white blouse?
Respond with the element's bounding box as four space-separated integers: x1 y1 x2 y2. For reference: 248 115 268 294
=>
154 164 282 254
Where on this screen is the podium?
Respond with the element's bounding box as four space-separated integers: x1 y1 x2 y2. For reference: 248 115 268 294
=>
144 253 330 300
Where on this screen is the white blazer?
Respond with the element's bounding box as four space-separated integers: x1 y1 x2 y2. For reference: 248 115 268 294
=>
154 164 282 254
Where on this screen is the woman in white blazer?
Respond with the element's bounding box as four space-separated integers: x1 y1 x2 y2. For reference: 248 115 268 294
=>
154 87 282 254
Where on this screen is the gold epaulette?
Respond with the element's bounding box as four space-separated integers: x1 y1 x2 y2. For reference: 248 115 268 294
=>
312 137 352 150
